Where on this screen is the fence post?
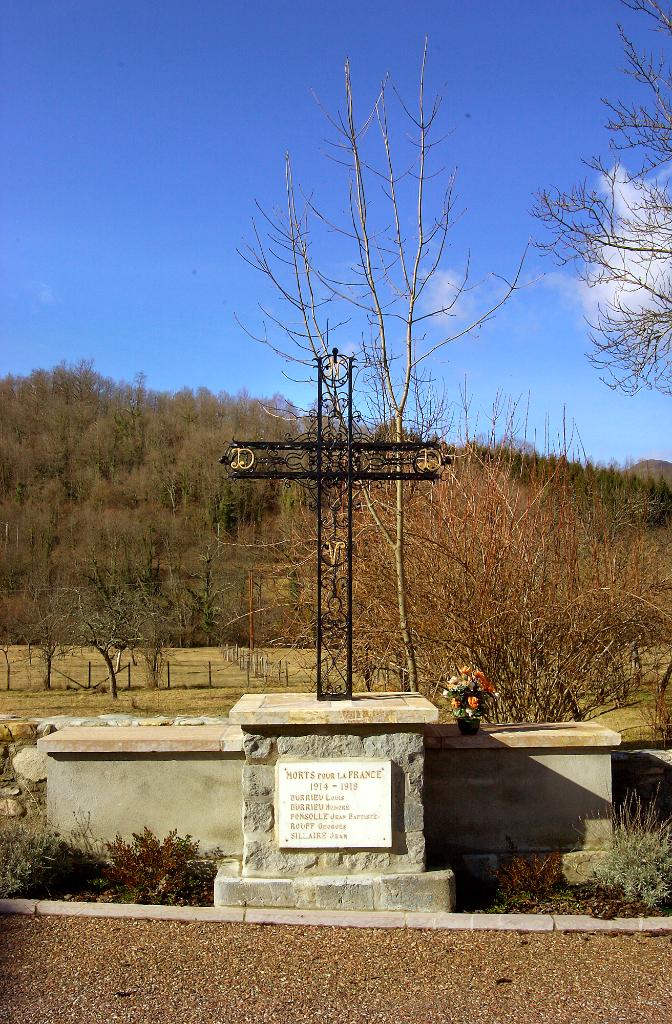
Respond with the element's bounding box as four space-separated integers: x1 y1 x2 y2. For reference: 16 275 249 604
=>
167 661 171 689
127 663 131 690
87 662 91 689
208 661 212 687
285 661 289 685
246 653 251 684
6 663 9 691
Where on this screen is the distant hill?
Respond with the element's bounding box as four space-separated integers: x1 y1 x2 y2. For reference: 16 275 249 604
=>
629 459 672 485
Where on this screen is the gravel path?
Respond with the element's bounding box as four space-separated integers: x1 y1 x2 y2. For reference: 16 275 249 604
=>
1 916 671 1024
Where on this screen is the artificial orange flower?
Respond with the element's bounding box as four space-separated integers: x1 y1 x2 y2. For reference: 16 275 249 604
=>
450 698 460 709
468 696 480 709
459 665 471 676
473 669 495 692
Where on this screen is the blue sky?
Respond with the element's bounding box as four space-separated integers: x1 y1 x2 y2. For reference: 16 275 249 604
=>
2 0 671 464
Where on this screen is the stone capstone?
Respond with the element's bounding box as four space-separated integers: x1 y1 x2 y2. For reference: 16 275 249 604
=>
12 747 49 783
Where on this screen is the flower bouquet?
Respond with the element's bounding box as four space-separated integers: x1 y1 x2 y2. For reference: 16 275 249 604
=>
443 666 497 734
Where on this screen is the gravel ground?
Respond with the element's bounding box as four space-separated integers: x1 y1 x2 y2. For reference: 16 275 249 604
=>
1 916 671 1024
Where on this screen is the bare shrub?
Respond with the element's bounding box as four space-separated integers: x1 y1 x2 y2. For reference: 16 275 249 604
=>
496 850 564 899
353 442 670 722
137 643 166 689
644 659 672 746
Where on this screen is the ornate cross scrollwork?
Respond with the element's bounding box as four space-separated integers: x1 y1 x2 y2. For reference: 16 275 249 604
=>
220 347 447 700
229 446 256 471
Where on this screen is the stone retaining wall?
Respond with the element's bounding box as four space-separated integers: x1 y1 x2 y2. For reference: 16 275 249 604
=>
612 749 672 817
0 714 230 826
0 722 51 820
3 714 671 862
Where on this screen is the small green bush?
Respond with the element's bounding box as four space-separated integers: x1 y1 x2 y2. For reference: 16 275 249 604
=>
103 827 211 904
595 795 672 909
0 821 69 898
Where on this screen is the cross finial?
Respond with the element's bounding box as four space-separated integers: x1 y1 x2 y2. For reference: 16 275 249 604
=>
326 347 342 379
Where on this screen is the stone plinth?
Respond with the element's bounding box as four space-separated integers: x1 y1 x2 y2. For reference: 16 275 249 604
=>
217 692 454 912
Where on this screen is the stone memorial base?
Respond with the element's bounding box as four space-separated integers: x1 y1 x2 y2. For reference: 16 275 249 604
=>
214 861 455 912
216 692 456 913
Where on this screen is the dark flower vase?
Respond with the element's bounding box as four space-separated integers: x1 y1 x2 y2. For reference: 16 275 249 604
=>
457 717 480 735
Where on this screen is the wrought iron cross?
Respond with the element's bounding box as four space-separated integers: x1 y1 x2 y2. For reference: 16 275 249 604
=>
220 349 445 700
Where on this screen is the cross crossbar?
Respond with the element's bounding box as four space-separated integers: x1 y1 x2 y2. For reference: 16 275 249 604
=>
222 439 443 481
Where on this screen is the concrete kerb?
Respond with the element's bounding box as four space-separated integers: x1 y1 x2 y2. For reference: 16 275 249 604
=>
0 898 671 932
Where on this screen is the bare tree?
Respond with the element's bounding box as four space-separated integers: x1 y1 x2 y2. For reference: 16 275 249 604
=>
239 44 524 690
75 563 138 700
23 580 74 690
535 0 672 395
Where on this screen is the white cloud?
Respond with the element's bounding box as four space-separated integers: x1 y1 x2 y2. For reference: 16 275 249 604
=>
538 167 672 336
584 168 671 321
421 266 511 334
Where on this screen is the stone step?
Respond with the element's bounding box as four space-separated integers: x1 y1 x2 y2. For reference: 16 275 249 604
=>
214 867 456 913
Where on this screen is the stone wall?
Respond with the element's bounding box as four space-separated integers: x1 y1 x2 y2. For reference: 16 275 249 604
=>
0 722 51 821
39 722 243 854
1 713 232 833
612 750 672 818
3 714 671 875
424 724 620 882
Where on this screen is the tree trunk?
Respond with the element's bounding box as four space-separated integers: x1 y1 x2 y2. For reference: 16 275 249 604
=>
42 653 52 690
101 649 118 700
655 659 672 744
394 415 418 692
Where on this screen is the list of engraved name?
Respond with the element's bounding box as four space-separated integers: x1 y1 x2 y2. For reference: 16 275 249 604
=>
277 759 391 848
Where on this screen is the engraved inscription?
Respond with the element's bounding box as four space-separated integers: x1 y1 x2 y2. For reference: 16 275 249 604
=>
277 759 392 849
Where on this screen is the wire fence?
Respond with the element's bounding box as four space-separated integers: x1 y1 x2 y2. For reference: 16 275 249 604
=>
1 646 411 694
1 646 306 693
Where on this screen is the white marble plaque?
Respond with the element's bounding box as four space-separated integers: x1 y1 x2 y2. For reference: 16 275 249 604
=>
277 759 392 848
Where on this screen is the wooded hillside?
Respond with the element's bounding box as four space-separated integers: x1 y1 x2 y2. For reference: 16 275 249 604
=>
0 363 297 662
1 363 670 719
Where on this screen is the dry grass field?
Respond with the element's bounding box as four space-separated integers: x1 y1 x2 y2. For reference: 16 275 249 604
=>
0 645 315 718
